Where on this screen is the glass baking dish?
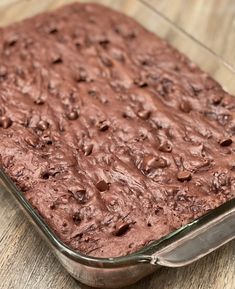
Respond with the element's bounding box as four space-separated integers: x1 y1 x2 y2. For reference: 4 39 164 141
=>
0 0 235 288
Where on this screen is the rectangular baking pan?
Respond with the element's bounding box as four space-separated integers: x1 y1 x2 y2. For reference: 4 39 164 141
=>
0 0 235 288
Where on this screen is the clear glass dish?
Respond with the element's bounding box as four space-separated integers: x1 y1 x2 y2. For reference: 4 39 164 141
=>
0 0 235 288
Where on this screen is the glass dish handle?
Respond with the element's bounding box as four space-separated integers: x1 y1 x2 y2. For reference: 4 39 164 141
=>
151 208 235 267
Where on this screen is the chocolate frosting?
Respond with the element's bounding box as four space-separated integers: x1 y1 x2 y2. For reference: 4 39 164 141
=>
0 3 234 257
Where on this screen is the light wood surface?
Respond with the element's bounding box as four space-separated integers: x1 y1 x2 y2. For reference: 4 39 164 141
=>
0 1 235 289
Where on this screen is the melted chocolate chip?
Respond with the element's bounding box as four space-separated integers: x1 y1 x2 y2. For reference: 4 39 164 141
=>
177 171 192 182
66 109 79 120
49 203 56 210
211 94 223 105
220 138 233 147
34 97 45 105
96 180 109 192
37 120 49 131
48 26 58 34
74 39 82 49
73 212 82 225
41 171 50 180
5 35 18 47
41 133 53 145
133 77 148 88
137 109 151 120
97 120 109 131
159 140 172 153
99 38 110 48
113 222 130 236
88 88 97 97
51 54 63 64
74 67 88 82
0 116 12 129
83 143 93 156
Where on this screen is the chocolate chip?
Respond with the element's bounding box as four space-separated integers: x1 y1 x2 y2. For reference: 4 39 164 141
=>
159 140 172 153
24 134 39 147
179 100 192 113
0 116 12 129
66 109 79 120
191 84 202 95
74 39 82 49
41 133 53 145
137 109 151 120
113 222 130 236
41 171 50 179
96 180 109 192
177 171 192 182
51 53 63 64
99 38 110 48
211 94 223 105
37 120 49 131
88 88 97 97
34 97 45 105
74 67 88 82
97 120 109 131
73 212 82 225
133 77 148 88
154 207 163 215
83 143 93 156
48 26 58 34
219 138 233 147
49 203 56 210
5 35 18 47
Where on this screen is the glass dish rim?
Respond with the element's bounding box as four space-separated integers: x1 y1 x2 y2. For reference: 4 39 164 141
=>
2 168 235 268
1 0 235 268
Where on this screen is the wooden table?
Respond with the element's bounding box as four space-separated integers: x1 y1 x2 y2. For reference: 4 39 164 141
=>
0 1 235 288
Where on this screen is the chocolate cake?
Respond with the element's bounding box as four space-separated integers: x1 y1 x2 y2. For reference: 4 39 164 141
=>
0 3 234 258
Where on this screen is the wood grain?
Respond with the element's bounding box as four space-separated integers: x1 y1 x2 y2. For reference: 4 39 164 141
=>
0 1 235 289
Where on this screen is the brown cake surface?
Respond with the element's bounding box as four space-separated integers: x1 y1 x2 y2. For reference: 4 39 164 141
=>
0 3 235 258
